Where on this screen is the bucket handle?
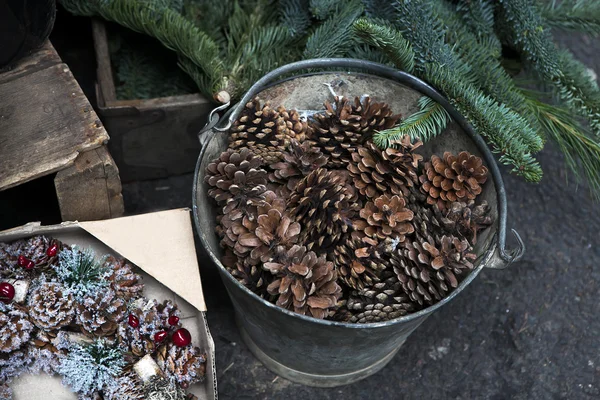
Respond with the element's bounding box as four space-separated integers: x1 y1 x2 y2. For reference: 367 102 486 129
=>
198 58 525 269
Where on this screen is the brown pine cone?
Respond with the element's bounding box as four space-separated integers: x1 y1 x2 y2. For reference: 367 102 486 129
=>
157 343 207 386
222 249 272 298
28 282 75 330
0 303 33 353
229 98 291 164
117 299 180 357
353 194 414 242
332 237 383 290
439 200 493 244
264 245 342 319
277 106 309 143
347 141 416 199
419 151 488 211
204 148 268 219
76 289 127 337
104 256 144 301
346 272 415 323
309 96 401 167
380 135 423 189
289 168 359 252
270 140 329 189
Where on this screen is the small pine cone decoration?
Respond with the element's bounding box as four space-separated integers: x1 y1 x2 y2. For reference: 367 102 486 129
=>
103 370 145 400
117 299 179 357
229 98 291 164
353 194 414 242
347 142 416 199
289 168 359 251
347 272 415 323
28 282 75 330
0 304 33 353
204 148 268 219
419 151 488 211
157 344 207 386
0 236 66 278
104 256 144 300
309 96 400 167
77 289 127 337
270 140 329 189
439 200 493 244
264 245 342 319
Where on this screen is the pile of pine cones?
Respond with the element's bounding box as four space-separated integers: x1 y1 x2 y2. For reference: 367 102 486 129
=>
205 96 493 323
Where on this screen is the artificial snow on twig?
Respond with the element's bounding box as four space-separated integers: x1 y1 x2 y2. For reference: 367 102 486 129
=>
53 248 110 300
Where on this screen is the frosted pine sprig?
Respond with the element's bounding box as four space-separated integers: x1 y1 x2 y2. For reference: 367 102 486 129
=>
53 248 110 300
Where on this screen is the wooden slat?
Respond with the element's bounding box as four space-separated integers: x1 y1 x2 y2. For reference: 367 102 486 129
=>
54 146 124 221
91 19 117 105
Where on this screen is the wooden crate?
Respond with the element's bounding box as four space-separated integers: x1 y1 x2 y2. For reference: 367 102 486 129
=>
92 19 213 182
0 40 124 222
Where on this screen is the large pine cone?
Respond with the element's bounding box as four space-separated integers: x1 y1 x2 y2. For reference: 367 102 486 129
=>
419 151 488 211
229 98 296 164
270 140 329 189
117 299 180 357
353 194 414 242
205 148 268 219
28 282 75 330
104 256 144 301
264 245 342 319
347 272 415 323
278 106 309 143
332 236 393 290
0 304 33 353
347 141 418 199
439 200 493 244
309 96 401 167
157 343 207 386
289 168 359 252
222 250 272 298
76 289 127 337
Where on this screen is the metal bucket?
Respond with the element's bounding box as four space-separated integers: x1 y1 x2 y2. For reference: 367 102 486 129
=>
192 59 525 387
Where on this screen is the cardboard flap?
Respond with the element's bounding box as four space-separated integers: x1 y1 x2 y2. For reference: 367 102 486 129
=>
79 209 206 311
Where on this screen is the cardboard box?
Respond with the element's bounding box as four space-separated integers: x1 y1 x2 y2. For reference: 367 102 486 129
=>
0 209 217 400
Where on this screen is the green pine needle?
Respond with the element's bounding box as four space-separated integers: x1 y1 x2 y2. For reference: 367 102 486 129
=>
374 96 451 148
540 0 600 36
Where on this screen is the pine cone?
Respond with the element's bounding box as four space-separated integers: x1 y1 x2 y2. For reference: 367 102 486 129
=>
332 237 382 290
347 272 415 323
380 135 423 189
0 236 66 279
117 299 179 357
205 148 268 219
103 370 145 400
0 304 33 353
439 200 493 244
419 151 488 211
157 344 207 386
278 106 309 143
264 245 342 319
289 168 359 251
347 141 416 199
270 140 329 189
76 289 127 337
309 96 401 167
222 250 272 298
353 194 414 242
104 256 144 300
28 282 75 330
229 98 291 164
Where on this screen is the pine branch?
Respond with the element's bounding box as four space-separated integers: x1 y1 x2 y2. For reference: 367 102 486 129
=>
455 0 502 57
521 87 600 199
309 0 337 20
540 0 600 36
363 0 398 22
374 96 451 148
303 0 364 58
352 18 415 73
279 0 312 37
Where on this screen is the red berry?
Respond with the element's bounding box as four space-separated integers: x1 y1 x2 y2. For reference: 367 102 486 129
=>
0 282 15 304
17 255 27 266
168 315 180 326
128 314 140 328
46 244 58 257
25 260 35 270
172 328 192 347
154 331 168 343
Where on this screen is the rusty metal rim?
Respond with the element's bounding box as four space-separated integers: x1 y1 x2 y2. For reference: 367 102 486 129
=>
193 58 524 329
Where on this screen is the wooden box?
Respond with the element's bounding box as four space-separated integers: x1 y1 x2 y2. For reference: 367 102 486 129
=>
92 19 214 182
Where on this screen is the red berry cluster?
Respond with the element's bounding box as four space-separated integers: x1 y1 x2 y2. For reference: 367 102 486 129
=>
0 282 15 304
17 244 59 271
127 312 191 347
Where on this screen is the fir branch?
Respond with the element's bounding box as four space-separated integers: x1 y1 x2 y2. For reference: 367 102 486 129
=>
309 0 337 20
363 0 398 22
345 43 390 66
540 0 600 36
352 18 415 73
521 87 600 199
455 0 502 56
54 248 110 300
374 96 451 148
279 0 312 37
303 0 364 58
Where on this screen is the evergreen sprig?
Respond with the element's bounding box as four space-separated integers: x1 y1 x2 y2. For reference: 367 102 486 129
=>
53 248 110 300
375 96 450 147
540 0 600 36
279 0 312 37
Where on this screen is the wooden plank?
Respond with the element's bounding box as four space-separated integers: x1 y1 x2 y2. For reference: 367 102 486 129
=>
0 60 109 190
0 41 60 83
54 146 124 221
91 19 117 105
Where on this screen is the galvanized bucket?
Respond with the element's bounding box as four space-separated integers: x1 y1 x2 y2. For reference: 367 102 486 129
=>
192 59 525 387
